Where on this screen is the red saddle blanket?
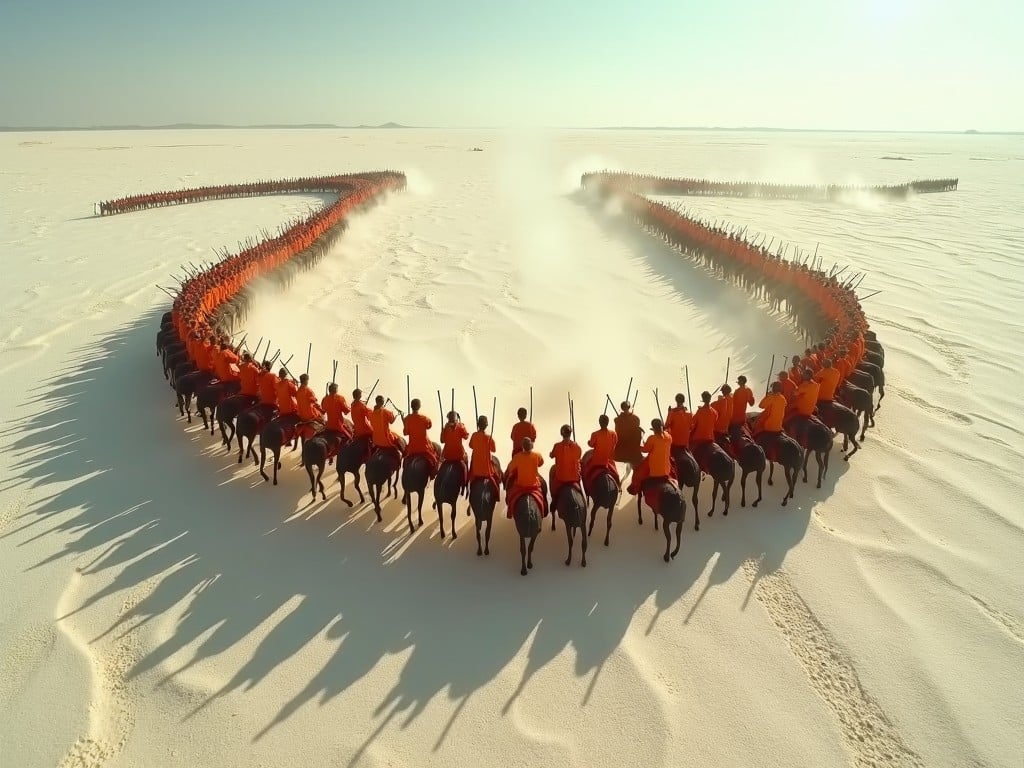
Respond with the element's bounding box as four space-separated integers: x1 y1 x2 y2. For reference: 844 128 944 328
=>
582 460 620 495
371 445 404 472
506 484 548 519
627 457 678 495
643 477 680 511
403 448 441 477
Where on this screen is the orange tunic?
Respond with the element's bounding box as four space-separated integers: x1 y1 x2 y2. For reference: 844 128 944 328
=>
296 386 322 421
238 362 260 397
219 348 240 381
711 396 733 434
441 422 469 461
510 421 537 453
779 376 797 402
350 401 372 438
758 393 787 432
691 405 717 443
665 407 692 447
730 386 755 425
813 367 841 402
469 431 496 478
507 451 543 488
276 378 298 415
550 441 582 483
258 371 277 406
403 413 433 454
587 428 617 465
792 381 820 417
642 432 673 477
321 393 350 432
370 407 397 447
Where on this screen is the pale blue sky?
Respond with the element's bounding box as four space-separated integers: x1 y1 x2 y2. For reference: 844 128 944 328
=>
1 0 1019 130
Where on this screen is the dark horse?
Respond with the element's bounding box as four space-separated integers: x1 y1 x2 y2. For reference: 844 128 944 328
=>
196 381 228 435
671 448 702 531
729 428 767 508
785 417 833 488
582 452 621 546
335 435 372 507
258 415 300 485
432 460 465 539
468 456 503 556
216 394 256 449
400 442 443 534
817 401 862 460
552 481 588 567
175 371 212 423
646 481 685 562
693 442 735 519
513 492 542 576
301 430 350 501
364 444 403 523
235 405 273 465
839 382 875 441
751 427 801 506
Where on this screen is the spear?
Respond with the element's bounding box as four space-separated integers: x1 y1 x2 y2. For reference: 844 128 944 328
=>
653 388 663 421
437 389 444 423
625 376 633 405
605 394 616 415
765 354 775 396
858 289 883 301
407 374 411 413
490 396 496 437
305 343 312 376
367 378 380 400
685 365 692 406
473 385 479 423
356 364 359 390
529 386 533 422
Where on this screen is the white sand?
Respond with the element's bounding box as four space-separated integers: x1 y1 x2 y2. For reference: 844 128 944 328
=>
1 129 1022 768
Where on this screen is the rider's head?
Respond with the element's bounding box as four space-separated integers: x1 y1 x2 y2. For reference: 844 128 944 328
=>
299 374 309 385
651 418 663 433
598 414 609 428
278 368 288 378
328 383 338 394
374 395 385 407
477 415 488 431
721 384 732 396
771 382 782 394
517 407 528 421
737 375 747 386
521 437 534 452
675 393 685 405
560 424 572 439
411 398 421 412
620 401 631 412
353 388 362 401
701 391 712 404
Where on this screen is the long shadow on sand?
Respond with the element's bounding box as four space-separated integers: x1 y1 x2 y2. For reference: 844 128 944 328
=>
2 272 851 756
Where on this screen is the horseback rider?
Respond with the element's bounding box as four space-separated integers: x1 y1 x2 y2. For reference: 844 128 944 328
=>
613 401 644 467
813 359 841 416
468 415 501 498
509 407 536 457
665 393 692 450
350 388 373 442
237 352 260 403
690 391 717 448
370 395 404 460
549 424 582 508
504 437 547 518
752 381 788 445
402 398 438 476
256 360 278 417
321 383 352 438
296 374 325 440
275 368 298 416
712 384 734 449
628 417 673 495
785 369 821 443
729 375 755 439
441 410 470 495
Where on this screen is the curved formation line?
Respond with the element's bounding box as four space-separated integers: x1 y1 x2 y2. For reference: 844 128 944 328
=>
103 169 952 568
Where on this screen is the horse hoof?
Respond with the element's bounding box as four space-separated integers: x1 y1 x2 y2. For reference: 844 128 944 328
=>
782 499 788 507
452 531 457 540
844 456 850 462
741 501 746 508
671 551 677 560
581 559 586 568
477 549 482 556
565 559 571 567
604 539 609 547
527 561 533 569
485 549 490 556
753 500 760 508
521 568 528 576
663 553 671 563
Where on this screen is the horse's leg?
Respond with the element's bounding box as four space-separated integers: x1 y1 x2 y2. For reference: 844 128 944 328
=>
845 433 860 460
580 516 587 567
662 523 672 562
605 504 613 547
740 469 748 507
373 484 383 522
753 469 763 508
672 521 682 560
437 501 446 539
637 493 643 525
768 461 775 486
417 490 424 527
317 462 326 501
260 446 269 482
816 452 824 489
722 479 731 516
354 473 365 504
484 516 492 556
520 536 528 576
451 500 458 540
406 493 415 534
339 471 353 507
527 535 537 569
691 485 700 532
306 461 316 501
802 448 811 482
708 481 717 518
273 448 280 486
564 519 573 567
588 501 597 537
476 516 483 556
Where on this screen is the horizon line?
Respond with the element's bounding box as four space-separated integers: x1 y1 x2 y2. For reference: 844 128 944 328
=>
1 123 1020 135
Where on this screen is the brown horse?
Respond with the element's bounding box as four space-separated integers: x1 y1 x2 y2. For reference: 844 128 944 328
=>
728 427 767 508
258 414 301 485
692 441 735 518
513 492 542 576
671 447 702 531
301 430 350 501
468 456 503 556
335 435 372 507
400 442 443 534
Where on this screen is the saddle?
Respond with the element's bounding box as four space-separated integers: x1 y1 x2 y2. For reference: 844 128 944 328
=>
371 444 404 473
642 477 679 512
549 475 584 510
506 480 549 520
692 440 727 474
403 448 441 477
582 459 620 496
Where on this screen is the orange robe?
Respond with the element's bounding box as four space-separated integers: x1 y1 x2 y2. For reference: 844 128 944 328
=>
587 428 617 466
641 432 673 477
814 367 841 402
756 393 786 433
506 451 543 489
403 413 433 454
238 362 260 397
350 401 372 438
469 431 497 479
730 386 755 425
321 393 351 432
441 422 469 461
296 386 322 421
258 371 277 406
711 396 733 434
510 421 537 454
792 381 820 418
550 441 582 483
370 407 397 447
691 405 717 443
664 407 692 448
276 378 298 415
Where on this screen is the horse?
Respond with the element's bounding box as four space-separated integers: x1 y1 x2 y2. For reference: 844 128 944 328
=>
196 381 227 435
258 415 300 485
582 454 621 546
552 481 588 567
163 348 188 382
216 394 256 449
671 447 702 531
729 428 767 508
817 401 862 460
785 417 833 488
432 460 466 539
649 481 685 562
235 405 272 464
468 456 503 556
513 492 542 576
335 435 372 507
752 429 802 506
174 370 211 422
856 361 886 405
693 442 735 519
301 430 349 501
399 442 443 534
364 445 403 523
839 382 875 441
